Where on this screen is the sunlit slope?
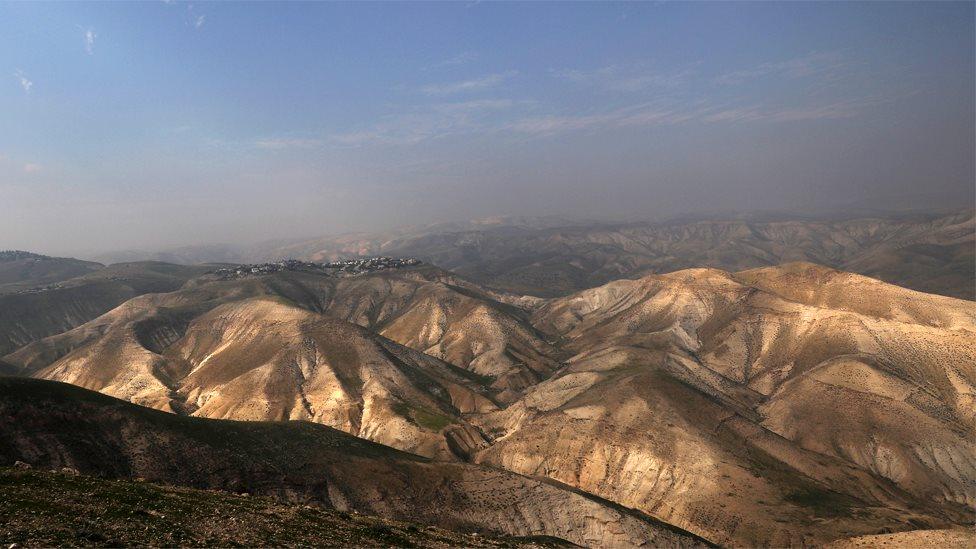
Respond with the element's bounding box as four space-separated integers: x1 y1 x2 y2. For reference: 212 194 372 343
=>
475 263 975 545
5 260 972 547
29 296 498 460
8 267 560 459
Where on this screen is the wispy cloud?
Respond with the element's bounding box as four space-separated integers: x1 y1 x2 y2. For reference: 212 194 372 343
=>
13 70 32 93
23 163 42 173
508 112 620 135
701 103 861 123
551 64 694 92
83 27 97 55
185 5 206 29
254 138 325 150
327 91 866 145
421 71 517 96
716 52 847 85
331 99 519 146
509 99 864 136
428 52 477 70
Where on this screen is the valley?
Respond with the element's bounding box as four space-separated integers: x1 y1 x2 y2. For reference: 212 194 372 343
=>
5 3 973 547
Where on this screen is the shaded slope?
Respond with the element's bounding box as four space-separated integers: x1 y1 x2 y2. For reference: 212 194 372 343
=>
0 376 707 548
0 261 210 356
321 269 561 401
0 251 102 289
0 467 573 548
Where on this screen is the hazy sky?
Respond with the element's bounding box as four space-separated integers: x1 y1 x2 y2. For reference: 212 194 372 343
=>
1 1 973 256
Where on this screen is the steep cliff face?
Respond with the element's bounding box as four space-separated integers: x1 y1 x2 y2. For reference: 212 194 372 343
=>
0 377 708 549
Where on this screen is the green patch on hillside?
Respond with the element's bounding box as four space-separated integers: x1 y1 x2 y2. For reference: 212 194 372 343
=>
412 408 453 431
390 401 454 432
783 486 857 518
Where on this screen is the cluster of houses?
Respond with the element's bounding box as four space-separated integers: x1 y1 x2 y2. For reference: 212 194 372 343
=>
0 250 49 262
13 282 65 294
209 257 422 280
324 257 422 272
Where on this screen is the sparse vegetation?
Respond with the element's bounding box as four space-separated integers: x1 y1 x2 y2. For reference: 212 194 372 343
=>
0 467 567 548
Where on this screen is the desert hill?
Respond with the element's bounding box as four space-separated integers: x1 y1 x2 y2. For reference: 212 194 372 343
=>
1 260 973 546
473 263 974 545
824 528 975 548
368 209 972 300
6 265 560 459
0 376 707 548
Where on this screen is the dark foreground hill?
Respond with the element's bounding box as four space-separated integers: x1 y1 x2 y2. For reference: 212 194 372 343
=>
0 376 708 549
0 467 573 548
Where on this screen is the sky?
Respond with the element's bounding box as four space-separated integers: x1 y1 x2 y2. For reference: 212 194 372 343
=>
1 1 973 256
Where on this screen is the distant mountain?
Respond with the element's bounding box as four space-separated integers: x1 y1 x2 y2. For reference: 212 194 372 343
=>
276 208 972 300
90 209 976 300
0 376 706 548
0 250 102 291
0 261 211 355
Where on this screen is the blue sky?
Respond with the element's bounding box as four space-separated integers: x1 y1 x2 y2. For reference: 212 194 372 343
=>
1 1 973 254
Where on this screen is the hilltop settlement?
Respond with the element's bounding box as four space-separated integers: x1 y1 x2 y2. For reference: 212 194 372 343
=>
208 257 422 280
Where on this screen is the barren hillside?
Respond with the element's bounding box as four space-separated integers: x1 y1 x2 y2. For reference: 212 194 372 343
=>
2 261 972 546
0 376 706 548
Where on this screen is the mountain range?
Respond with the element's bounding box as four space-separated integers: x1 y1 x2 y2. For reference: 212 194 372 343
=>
89 209 975 300
1 245 972 547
